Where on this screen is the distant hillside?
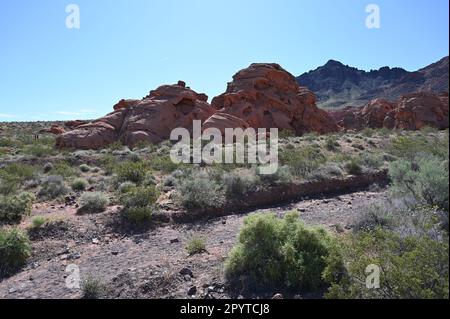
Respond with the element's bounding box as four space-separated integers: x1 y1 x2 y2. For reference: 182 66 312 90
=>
296 56 449 109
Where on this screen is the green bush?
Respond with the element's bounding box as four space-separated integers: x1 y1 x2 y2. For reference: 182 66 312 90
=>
223 169 260 198
0 192 35 224
24 144 54 157
360 153 384 170
79 192 109 213
326 228 449 299
53 162 77 178
81 275 107 299
79 164 91 172
118 181 136 193
31 216 47 228
325 136 340 151
0 228 31 276
115 161 148 184
345 159 363 175
281 146 326 178
120 186 158 223
71 178 89 191
225 211 339 292
147 155 180 173
256 165 292 185
0 163 37 195
38 175 68 199
174 170 224 209
389 155 449 211
43 162 54 173
186 235 206 255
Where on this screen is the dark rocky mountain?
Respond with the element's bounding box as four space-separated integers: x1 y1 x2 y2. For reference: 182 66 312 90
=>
296 56 449 109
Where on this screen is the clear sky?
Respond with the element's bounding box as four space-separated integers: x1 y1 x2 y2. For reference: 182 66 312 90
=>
0 0 448 121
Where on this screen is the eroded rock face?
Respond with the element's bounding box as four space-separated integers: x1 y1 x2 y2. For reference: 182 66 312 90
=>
39 125 65 135
56 83 215 149
384 92 449 130
330 92 449 131
211 63 338 135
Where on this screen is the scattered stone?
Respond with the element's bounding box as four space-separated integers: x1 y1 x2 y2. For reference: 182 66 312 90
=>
180 267 193 278
187 286 197 296
92 238 99 244
170 238 180 244
272 293 284 299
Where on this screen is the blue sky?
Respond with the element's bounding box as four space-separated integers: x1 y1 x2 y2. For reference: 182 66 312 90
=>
0 0 448 121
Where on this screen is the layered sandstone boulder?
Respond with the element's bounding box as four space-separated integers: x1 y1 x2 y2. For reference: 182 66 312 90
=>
384 92 449 130
39 125 66 135
331 92 449 131
211 63 338 134
56 83 215 149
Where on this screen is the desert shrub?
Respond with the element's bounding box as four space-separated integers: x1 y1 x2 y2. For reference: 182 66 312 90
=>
344 159 363 175
99 154 117 176
71 178 88 191
147 155 180 173
43 162 54 173
38 175 68 199
223 169 260 198
361 128 375 137
389 155 449 211
325 136 340 151
0 192 34 224
0 137 14 147
53 162 77 178
256 165 292 185
115 161 148 184
278 129 296 139
389 134 448 161
308 162 343 180
225 211 339 292
143 172 156 186
281 146 326 178
120 186 158 223
0 227 31 277
79 192 109 213
359 153 384 170
118 181 136 193
79 164 91 172
24 144 54 157
186 235 206 255
0 163 37 195
31 216 47 228
174 170 225 209
325 228 449 299
353 204 395 233
81 275 107 299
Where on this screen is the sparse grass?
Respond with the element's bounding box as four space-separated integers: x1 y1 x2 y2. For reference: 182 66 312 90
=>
79 164 91 172
81 275 107 299
38 175 68 200
186 236 206 255
31 216 47 229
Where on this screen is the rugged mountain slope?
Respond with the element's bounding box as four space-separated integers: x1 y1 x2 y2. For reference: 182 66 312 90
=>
296 56 449 109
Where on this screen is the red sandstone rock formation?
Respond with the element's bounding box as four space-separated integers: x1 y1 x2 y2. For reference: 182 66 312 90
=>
211 63 338 135
56 83 215 149
384 92 449 130
65 120 89 129
39 125 66 135
330 92 449 131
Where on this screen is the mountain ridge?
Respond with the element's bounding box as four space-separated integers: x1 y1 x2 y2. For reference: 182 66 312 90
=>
296 56 449 109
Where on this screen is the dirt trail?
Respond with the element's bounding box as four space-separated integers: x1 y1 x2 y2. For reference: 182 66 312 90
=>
0 188 388 299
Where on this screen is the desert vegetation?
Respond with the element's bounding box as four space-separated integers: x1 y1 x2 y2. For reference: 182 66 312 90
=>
0 122 448 299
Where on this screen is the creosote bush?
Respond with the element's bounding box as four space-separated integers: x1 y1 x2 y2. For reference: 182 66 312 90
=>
280 146 326 178
79 192 109 213
225 211 340 292
0 227 31 277
115 161 148 184
38 175 68 200
120 186 158 223
0 192 35 224
71 178 89 191
174 170 225 210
